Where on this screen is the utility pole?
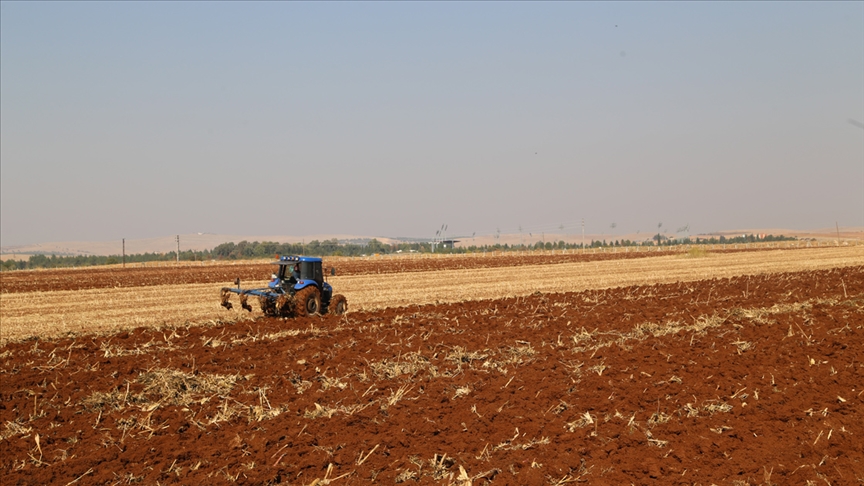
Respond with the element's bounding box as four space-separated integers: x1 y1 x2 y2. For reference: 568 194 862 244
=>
122 239 125 268
176 235 180 262
581 219 585 253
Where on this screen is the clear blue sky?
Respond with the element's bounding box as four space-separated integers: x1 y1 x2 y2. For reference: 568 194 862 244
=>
2 2 862 246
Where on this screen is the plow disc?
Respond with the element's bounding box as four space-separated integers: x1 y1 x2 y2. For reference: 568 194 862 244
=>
259 296 277 316
239 294 252 312
221 288 255 312
274 294 295 316
220 288 234 310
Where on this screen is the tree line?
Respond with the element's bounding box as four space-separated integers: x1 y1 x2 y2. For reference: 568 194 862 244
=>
0 250 213 271
1 234 797 271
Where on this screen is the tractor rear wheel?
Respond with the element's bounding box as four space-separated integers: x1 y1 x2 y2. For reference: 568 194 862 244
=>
294 286 321 317
328 294 348 316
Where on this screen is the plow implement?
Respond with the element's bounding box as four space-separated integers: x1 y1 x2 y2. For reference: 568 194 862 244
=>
220 285 274 314
220 283 305 317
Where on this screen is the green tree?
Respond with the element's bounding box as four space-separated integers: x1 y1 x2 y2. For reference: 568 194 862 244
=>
366 239 387 254
213 242 236 258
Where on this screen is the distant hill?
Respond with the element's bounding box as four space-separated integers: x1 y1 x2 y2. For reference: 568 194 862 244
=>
456 227 863 248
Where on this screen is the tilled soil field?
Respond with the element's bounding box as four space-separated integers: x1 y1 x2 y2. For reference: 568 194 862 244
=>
1 266 861 485
5 247 861 345
0 248 769 294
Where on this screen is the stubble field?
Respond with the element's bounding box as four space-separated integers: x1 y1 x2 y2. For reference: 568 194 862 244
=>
1 247 862 485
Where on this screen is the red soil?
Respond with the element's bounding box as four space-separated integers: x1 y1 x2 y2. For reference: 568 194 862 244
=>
1 266 862 485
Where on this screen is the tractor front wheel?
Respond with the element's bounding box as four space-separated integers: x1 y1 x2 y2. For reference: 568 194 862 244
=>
294 286 321 317
328 294 348 316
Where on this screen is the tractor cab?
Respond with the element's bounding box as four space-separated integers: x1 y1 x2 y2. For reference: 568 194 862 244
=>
269 256 324 292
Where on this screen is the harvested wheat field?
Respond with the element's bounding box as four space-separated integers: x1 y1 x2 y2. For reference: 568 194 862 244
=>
1 247 861 342
0 248 737 294
0 245 837 294
1 247 863 485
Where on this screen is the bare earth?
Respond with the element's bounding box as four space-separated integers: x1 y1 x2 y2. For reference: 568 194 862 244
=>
1 247 862 485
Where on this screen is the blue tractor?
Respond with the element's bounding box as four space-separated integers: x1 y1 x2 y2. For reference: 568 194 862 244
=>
220 256 347 317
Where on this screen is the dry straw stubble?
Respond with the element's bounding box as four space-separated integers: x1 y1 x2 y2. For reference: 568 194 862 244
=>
1 247 860 342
